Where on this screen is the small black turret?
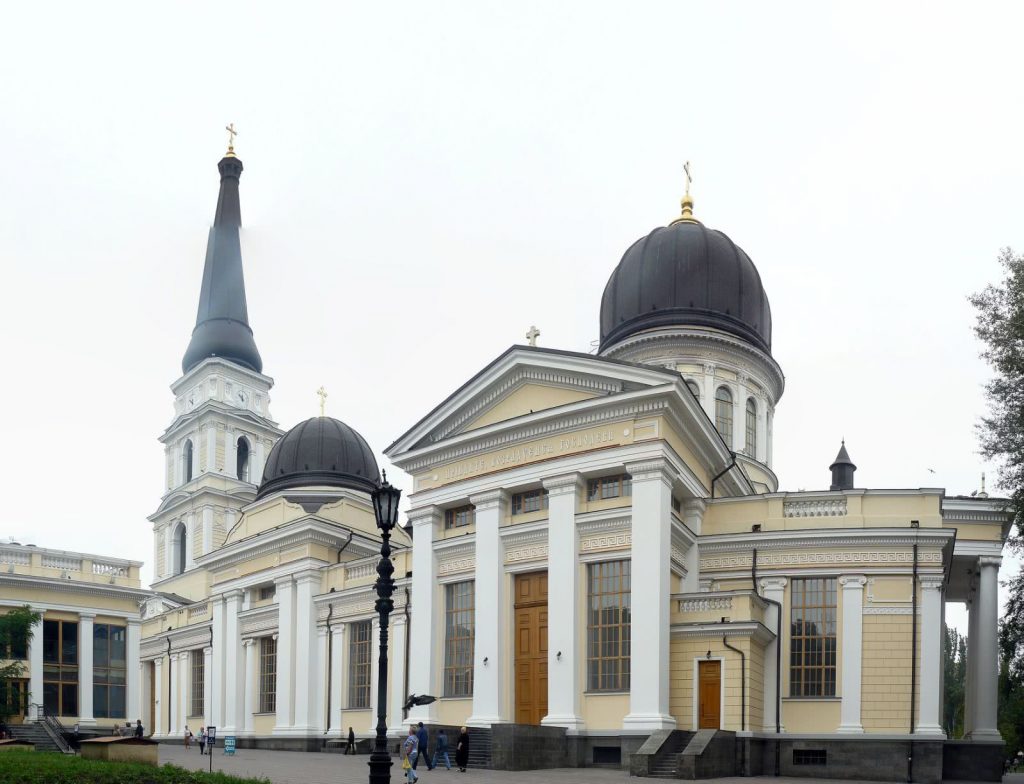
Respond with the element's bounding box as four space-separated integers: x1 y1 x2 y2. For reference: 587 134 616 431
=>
829 440 856 491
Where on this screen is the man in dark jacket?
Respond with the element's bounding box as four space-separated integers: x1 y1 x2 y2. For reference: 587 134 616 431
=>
134 720 144 738
414 722 431 770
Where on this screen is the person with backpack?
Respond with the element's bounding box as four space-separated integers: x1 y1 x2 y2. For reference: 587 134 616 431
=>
431 728 452 770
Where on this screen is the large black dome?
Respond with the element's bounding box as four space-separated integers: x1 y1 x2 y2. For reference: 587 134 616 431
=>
599 218 772 354
256 416 380 499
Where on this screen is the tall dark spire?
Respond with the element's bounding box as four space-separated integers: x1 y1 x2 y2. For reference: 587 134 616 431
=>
829 440 856 491
181 153 263 374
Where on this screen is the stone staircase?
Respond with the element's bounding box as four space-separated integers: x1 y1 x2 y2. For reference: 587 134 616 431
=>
466 726 492 769
8 722 65 753
648 730 694 778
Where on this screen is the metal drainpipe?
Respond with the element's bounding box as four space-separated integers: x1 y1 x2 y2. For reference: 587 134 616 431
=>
325 603 334 733
908 541 918 784
752 549 782 776
710 452 738 499
722 631 746 774
166 637 172 738
403 586 412 721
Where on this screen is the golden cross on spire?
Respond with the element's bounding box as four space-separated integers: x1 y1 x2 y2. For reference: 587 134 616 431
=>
317 386 328 417
225 123 238 155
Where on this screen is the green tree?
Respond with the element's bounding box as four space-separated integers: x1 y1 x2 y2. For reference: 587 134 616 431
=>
0 606 41 723
971 248 1024 749
944 626 967 737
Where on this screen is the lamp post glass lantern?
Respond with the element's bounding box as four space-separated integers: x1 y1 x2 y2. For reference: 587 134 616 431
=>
368 472 402 784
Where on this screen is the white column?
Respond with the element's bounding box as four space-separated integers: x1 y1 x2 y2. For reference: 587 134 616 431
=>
153 658 164 736
27 612 43 720
186 512 197 569
407 507 441 724
837 575 866 733
126 620 141 723
206 426 217 474
542 473 584 731
169 653 181 736
226 427 237 478
766 409 775 467
316 626 330 734
329 624 345 736
274 577 295 733
681 500 705 594
242 640 257 735
203 646 214 730
191 432 200 478
292 571 321 733
223 590 244 733
623 459 676 730
179 652 191 730
755 396 768 463
733 381 747 454
202 507 214 555
964 594 978 736
388 615 408 734
174 443 183 486
968 556 1002 741
916 575 945 737
139 661 150 732
164 525 174 577
468 489 508 726
211 595 225 727
760 577 786 732
367 618 381 734
255 438 266 482
78 613 95 725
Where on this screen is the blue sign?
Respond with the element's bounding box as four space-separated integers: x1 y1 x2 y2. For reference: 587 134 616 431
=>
224 736 236 755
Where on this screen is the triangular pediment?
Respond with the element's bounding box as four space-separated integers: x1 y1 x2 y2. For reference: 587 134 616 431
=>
386 345 680 456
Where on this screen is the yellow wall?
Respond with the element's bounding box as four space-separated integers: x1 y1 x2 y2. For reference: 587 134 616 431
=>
670 637 756 731
781 699 841 733
435 700 471 727
862 614 920 733
581 693 629 729
464 384 598 432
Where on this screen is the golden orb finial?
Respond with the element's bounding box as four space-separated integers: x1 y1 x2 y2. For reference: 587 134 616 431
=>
670 160 698 225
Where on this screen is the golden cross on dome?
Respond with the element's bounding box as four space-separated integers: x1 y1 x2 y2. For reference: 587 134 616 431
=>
683 160 693 196
225 123 238 154
317 386 328 417
526 325 540 347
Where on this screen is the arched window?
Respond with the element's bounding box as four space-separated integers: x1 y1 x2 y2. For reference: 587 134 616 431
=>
685 379 701 400
715 387 733 445
182 440 193 483
173 522 187 576
237 436 251 482
745 398 757 457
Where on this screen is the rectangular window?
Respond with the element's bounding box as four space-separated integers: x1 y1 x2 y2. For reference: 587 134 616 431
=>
93 623 127 719
511 489 549 515
789 577 837 697
190 649 204 718
347 621 372 709
586 475 632 502
42 620 77 716
745 401 757 457
258 585 275 601
259 637 277 714
444 505 475 530
793 749 827 766
444 581 475 697
587 561 631 692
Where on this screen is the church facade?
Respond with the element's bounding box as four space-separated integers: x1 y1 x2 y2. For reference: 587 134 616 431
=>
121 148 1009 781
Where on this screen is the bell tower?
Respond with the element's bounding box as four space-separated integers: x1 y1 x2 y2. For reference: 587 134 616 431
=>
149 143 283 593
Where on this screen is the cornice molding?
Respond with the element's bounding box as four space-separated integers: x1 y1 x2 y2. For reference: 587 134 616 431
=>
698 528 954 554
0 573 153 603
671 621 776 645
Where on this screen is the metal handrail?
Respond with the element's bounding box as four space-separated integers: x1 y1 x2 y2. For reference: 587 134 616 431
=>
27 703 72 754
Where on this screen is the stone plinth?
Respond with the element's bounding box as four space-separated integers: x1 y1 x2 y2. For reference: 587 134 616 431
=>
80 736 159 765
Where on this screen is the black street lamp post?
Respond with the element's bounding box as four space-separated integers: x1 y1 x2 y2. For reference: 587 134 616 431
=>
368 472 402 784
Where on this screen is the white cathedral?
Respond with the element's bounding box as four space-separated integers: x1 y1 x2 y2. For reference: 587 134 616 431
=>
1 146 1011 782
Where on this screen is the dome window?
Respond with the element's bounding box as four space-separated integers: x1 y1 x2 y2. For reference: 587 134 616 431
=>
745 398 757 457
237 436 251 482
685 379 701 400
182 440 194 483
715 387 734 446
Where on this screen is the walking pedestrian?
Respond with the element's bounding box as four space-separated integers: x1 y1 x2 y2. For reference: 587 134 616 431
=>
455 726 470 773
184 725 192 750
402 725 419 783
198 727 207 755
346 726 356 755
431 728 452 770
414 721 432 770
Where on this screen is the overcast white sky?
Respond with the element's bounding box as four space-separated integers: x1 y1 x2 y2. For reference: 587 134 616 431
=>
1 2 1021 632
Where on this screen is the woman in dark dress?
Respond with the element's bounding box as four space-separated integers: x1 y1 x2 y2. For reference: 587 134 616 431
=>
455 726 469 772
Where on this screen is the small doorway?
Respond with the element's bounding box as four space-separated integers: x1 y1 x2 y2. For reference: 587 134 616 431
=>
2 679 28 724
698 660 721 729
514 571 548 725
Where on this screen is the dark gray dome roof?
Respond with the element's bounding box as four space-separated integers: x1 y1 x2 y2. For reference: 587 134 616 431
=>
256 416 380 499
599 219 772 354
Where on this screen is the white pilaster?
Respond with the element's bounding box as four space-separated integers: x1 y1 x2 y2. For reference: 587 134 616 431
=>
190 432 200 479
408 507 441 723
701 363 716 422
755 396 768 463
27 612 43 720
164 525 174 577
226 427 236 478
316 626 330 734
680 500 705 594
169 653 181 736
242 640 256 735
467 489 509 727
179 651 191 729
202 507 214 556
274 577 295 733
760 577 786 732
203 646 214 730
126 620 141 723
623 459 676 730
185 512 197 569
292 571 321 733
223 590 244 733
255 438 266 483
732 381 746 454
153 658 164 736
78 613 95 726
542 473 585 731
388 615 408 734
916 575 946 737
836 576 866 733
367 618 381 734
329 624 345 736
964 594 978 736
967 556 1002 741
206 426 217 474
211 595 225 727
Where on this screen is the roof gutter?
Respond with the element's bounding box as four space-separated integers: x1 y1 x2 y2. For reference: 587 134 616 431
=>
710 451 738 499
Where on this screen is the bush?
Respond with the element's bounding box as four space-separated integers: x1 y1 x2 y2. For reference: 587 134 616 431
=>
0 751 269 784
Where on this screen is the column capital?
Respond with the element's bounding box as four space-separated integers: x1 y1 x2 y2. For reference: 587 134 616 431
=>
760 577 788 591
293 569 322 587
469 488 509 511
624 458 674 486
839 575 867 588
316 625 330 638
542 473 585 496
242 639 256 648
126 618 141 628
223 588 245 601
78 612 96 621
978 556 1003 569
408 506 443 527
203 646 213 655
681 498 707 517
274 575 294 589
919 575 945 592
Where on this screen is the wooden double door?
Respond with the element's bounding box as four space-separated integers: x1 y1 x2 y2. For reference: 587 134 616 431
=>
514 571 548 725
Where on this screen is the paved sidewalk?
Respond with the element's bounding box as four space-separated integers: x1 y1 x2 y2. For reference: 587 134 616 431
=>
158 745 1014 784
